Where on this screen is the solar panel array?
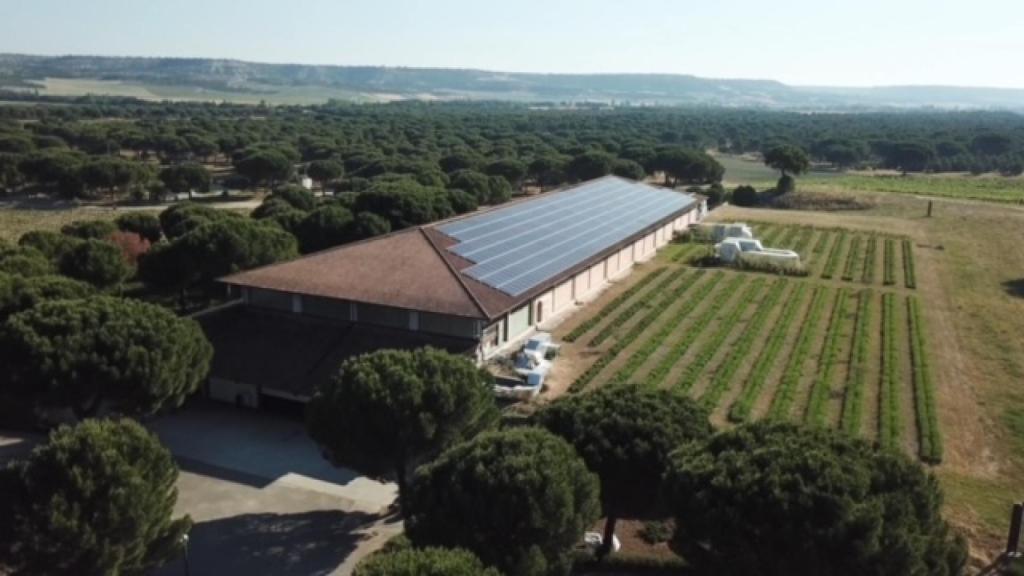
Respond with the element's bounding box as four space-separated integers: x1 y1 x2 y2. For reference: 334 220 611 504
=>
437 177 695 296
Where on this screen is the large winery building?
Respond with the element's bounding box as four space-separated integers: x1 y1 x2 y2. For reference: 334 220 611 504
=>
203 176 706 407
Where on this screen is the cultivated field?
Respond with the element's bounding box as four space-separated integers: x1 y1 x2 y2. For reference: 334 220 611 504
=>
550 186 1024 562
555 224 938 463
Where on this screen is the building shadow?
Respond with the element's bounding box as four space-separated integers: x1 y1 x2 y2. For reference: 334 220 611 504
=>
155 509 380 576
1003 279 1024 299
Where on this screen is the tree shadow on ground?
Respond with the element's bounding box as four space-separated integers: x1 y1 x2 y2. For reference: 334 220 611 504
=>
155 509 380 576
1003 279 1024 298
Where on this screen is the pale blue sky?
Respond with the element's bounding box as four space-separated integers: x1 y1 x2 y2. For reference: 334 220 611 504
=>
2 0 1023 88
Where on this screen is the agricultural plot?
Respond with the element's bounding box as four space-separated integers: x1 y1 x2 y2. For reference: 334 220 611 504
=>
556 233 940 464
731 222 918 289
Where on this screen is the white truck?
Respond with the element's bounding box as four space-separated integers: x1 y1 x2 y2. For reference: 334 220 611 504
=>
715 237 801 266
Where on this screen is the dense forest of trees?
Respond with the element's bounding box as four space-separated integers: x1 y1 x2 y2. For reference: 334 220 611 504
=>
0 96 1023 203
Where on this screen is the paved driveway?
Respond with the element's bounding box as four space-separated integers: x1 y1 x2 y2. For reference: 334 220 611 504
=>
149 400 400 576
1 400 401 576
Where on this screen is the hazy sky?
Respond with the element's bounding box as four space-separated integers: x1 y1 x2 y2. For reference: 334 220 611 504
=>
3 0 1023 88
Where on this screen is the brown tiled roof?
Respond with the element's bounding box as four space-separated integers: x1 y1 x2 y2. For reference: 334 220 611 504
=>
222 227 491 319
199 304 477 399
221 179 700 321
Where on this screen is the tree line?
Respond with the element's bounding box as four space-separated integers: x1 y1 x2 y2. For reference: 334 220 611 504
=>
1 97 1023 199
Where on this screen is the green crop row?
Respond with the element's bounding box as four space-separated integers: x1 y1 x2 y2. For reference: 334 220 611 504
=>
669 244 697 262
811 230 832 255
841 236 863 282
675 278 766 393
907 296 942 463
728 283 809 422
821 233 847 279
804 289 850 427
608 271 722 385
569 270 707 392
767 286 830 420
902 239 917 289
791 226 815 255
776 225 802 249
563 268 668 342
645 274 744 388
699 279 787 410
883 238 896 286
879 292 901 449
760 225 784 245
588 267 684 346
840 289 874 436
861 236 877 284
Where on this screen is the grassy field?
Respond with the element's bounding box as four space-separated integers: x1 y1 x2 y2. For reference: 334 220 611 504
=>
714 153 844 187
804 173 1024 204
715 153 1024 204
549 181 1024 564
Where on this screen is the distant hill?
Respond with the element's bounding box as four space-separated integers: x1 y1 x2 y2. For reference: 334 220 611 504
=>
1 53 1023 109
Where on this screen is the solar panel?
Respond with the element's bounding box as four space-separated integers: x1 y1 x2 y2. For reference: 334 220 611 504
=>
437 177 694 296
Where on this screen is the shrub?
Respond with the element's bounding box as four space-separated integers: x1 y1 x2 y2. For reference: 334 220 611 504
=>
776 174 796 194
704 182 726 206
731 185 759 207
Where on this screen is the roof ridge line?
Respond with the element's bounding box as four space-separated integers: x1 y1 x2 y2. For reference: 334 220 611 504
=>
419 227 491 320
